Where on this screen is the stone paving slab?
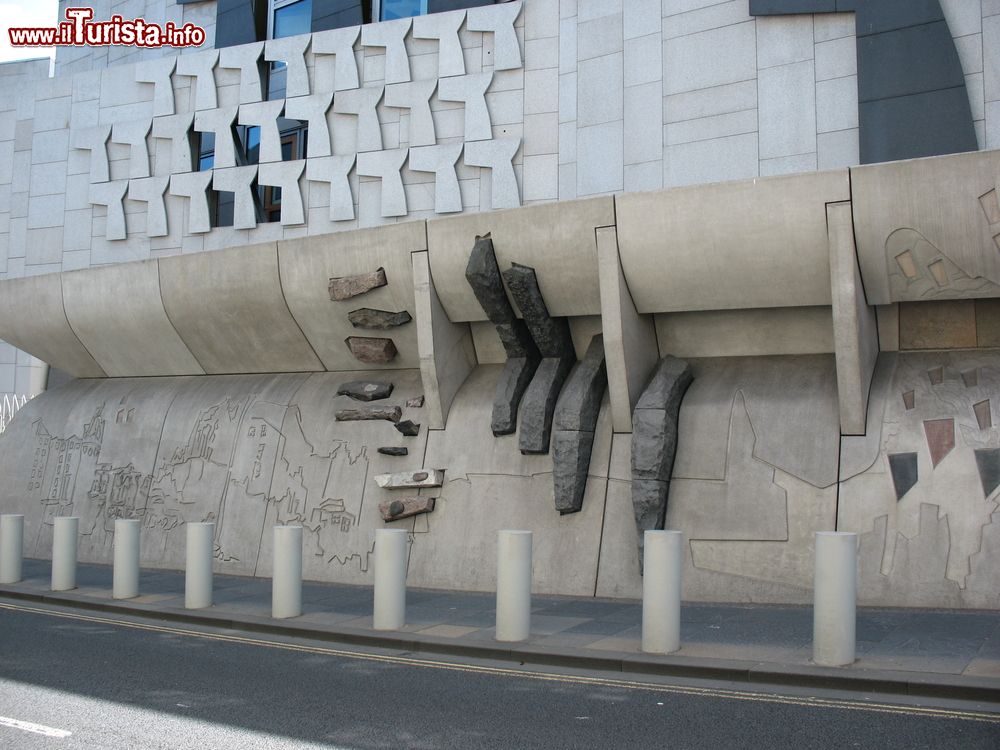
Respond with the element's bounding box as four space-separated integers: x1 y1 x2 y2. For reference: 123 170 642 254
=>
2 558 999 702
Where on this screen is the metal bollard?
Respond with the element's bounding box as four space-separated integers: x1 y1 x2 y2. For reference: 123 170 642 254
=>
813 531 857 667
185 522 215 609
51 516 79 592
113 519 141 599
496 530 532 642
0 514 24 584
641 530 683 654
373 528 408 630
272 525 303 619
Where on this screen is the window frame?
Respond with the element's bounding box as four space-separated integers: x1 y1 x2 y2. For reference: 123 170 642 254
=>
372 0 429 23
267 0 312 40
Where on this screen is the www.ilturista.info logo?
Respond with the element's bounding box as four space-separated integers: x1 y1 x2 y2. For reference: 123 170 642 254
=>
8 7 206 49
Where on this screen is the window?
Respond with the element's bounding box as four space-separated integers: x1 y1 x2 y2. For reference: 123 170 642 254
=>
268 0 312 40
376 0 428 21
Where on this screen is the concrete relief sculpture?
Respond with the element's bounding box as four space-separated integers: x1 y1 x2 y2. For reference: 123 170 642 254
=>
886 228 1000 301
110 119 153 179
127 176 170 238
168 171 214 234
70 125 112 184
411 10 466 79
134 57 176 117
173 49 219 110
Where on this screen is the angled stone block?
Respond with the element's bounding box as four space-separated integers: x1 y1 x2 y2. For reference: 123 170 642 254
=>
412 9 466 78
463 138 521 209
467 1 523 71
127 176 170 237
238 100 285 163
379 496 435 522
518 356 575 454
329 267 387 300
492 358 540 435
218 42 265 104
194 107 239 168
408 143 463 213
347 308 412 329
264 34 311 98
374 469 444 489
346 335 398 363
151 112 195 174
378 447 409 457
88 180 128 240
395 420 420 437
174 49 219 110
503 263 574 360
134 57 176 117
307 154 356 221
258 160 305 225
384 79 437 146
437 72 493 142
337 380 394 401
554 335 607 433
335 405 402 422
632 478 670 563
70 125 111 184
356 148 408 218
110 118 153 179
333 86 385 153
168 170 213 234
311 26 361 91
552 430 595 514
361 17 412 84
284 93 333 157
212 165 259 229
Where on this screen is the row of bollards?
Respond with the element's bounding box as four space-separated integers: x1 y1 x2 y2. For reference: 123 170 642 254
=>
0 513 859 667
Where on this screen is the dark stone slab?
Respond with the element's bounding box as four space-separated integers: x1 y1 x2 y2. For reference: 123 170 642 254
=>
632 478 670 571
974 449 1000 499
749 0 835 14
857 23 964 103
838 0 944 37
888 452 918 500
378 447 409 456
635 356 693 413
552 430 595 515
631 408 670 482
329 267 387 300
859 87 977 163
501 262 575 359
492 356 540 436
379 496 436 522
335 406 402 423
345 336 398 364
406 395 425 408
518 356 575 454
347 308 413 329
337 380 394 402
465 235 539 359
395 420 420 437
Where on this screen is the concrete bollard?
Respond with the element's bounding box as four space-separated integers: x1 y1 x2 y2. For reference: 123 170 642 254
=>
51 516 79 592
185 522 215 609
373 528 408 630
272 525 303 619
0 514 24 584
496 530 532 642
642 530 683 654
113 519 141 599
813 531 858 667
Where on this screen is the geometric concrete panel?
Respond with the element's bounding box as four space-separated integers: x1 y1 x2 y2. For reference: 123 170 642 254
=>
887 452 918 501
466 1 523 71
218 42 265 104
311 26 361 92
356 149 408 218
69 125 112 184
407 143 463 214
134 58 176 117
127 176 171 238
157 242 323 374
110 119 153 179
851 150 1000 305
193 107 240 169
150 113 196 175
384 80 438 147
277 222 427 371
212 165 260 230
173 49 220 111
264 35 311 98
411 10 466 79
88 180 129 241
306 155 356 222
332 86 385 153
168 171 214 235
60 260 204 377
616 170 849 313
426 195 614 321
360 18 412 84
257 161 306 226
0 274 106 378
463 137 521 209
284 93 334 157
437 73 493 142
238 100 285 164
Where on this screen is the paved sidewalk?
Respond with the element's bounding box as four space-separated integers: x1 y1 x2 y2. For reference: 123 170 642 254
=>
3 558 999 702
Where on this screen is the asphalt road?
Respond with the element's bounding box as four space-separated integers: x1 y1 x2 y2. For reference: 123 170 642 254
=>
0 599 997 750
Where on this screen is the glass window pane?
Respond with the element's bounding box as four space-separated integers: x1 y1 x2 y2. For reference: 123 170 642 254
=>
273 0 312 39
381 0 427 21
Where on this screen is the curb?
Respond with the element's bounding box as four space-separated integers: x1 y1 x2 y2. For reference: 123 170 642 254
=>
3 586 999 704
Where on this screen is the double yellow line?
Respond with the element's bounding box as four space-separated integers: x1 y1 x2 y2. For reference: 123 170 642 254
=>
2 600 998 724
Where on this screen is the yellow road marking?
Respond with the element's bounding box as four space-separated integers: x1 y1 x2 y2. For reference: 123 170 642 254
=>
1 600 998 724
